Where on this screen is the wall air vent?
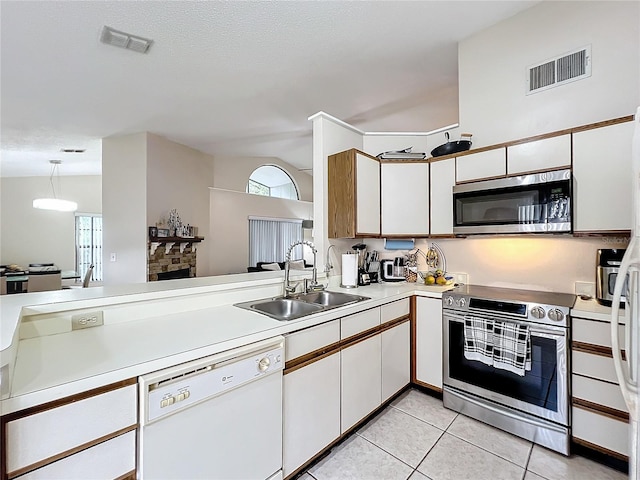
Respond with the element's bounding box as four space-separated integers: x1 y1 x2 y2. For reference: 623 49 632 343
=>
527 45 591 95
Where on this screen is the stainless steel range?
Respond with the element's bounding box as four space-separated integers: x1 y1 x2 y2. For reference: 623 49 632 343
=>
442 285 576 455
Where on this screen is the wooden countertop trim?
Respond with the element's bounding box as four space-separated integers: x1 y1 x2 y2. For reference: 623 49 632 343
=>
284 314 410 373
573 397 629 423
1 378 137 422
572 341 626 361
5 425 137 480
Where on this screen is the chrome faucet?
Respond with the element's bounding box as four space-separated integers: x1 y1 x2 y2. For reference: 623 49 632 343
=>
284 240 324 297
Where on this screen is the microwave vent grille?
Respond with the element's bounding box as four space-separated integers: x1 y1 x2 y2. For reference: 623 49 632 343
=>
527 45 591 95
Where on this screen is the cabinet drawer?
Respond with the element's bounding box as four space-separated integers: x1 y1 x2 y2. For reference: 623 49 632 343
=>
456 148 506 183
572 406 629 456
285 319 340 362
572 350 619 384
573 374 628 413
341 307 380 339
573 317 625 349
6 384 137 475
380 299 410 323
16 431 135 480
507 134 571 175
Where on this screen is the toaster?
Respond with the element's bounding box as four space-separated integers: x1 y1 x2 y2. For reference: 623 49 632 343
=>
380 259 406 282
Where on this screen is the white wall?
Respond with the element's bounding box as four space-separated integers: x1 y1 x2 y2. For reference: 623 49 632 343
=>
209 188 312 275
328 236 627 294
147 133 214 277
311 114 364 275
213 155 313 202
0 175 101 270
459 1 640 148
102 133 148 285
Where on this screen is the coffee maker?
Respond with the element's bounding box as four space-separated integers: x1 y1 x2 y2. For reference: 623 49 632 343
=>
352 243 370 286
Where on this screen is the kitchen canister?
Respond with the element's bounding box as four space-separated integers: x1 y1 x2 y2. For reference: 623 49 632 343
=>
341 253 358 288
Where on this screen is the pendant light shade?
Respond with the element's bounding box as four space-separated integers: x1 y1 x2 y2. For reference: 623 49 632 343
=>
32 160 78 212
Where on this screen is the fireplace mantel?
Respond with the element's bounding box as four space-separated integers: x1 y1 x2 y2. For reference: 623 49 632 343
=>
149 236 204 255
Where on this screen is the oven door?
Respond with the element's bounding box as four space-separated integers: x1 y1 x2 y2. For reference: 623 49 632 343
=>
443 310 569 426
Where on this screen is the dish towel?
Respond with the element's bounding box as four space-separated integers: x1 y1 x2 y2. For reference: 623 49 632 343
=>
463 316 495 367
463 317 532 376
492 321 531 376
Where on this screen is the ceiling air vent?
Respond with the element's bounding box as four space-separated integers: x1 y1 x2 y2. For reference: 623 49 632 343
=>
100 26 153 54
527 45 591 95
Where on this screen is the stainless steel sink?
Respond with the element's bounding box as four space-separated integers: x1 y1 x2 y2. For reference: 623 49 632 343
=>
293 290 369 307
235 291 370 321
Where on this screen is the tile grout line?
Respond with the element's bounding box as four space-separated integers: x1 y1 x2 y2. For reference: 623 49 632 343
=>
389 403 458 432
356 432 419 472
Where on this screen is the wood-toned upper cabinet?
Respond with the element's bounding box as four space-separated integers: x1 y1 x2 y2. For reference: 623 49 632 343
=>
573 120 634 233
328 149 380 238
430 158 456 235
456 148 506 183
507 134 571 175
381 161 429 236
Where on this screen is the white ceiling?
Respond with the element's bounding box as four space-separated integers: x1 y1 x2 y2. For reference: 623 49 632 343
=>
0 0 539 178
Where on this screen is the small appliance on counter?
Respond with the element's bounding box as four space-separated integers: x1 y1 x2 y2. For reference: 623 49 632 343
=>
380 257 406 282
596 248 627 306
352 243 370 286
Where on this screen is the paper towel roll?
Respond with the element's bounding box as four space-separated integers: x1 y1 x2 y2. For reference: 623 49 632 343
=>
341 253 358 288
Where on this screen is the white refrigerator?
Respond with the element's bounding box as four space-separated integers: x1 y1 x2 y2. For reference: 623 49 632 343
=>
612 105 640 479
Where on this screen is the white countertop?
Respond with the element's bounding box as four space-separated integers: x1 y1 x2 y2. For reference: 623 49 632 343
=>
1 276 451 414
571 296 626 323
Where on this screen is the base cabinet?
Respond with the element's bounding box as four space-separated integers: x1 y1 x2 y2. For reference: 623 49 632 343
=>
3 382 137 480
283 353 341 477
415 297 443 389
571 314 630 458
14 431 135 480
381 321 410 402
341 334 382 433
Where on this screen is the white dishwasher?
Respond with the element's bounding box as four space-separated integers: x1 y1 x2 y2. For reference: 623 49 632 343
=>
138 336 284 480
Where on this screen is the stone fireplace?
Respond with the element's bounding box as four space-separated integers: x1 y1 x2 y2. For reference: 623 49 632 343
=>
148 238 202 281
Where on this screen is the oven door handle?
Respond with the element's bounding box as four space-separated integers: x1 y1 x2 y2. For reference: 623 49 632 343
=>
444 312 565 338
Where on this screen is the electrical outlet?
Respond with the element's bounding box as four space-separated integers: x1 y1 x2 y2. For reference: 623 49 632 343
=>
110 253 117 262
575 281 595 298
71 311 104 330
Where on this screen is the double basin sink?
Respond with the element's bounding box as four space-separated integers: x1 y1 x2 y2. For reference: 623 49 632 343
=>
235 290 370 321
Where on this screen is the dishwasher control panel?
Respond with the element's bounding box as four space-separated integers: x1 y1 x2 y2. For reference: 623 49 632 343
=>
141 341 284 424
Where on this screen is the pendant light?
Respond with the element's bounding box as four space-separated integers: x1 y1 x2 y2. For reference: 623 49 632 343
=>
32 160 78 212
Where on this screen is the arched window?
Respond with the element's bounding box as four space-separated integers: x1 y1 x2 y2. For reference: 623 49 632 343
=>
247 165 299 200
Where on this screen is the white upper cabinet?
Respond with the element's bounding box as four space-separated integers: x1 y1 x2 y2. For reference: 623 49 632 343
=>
356 152 381 235
507 135 571 175
381 162 429 235
573 121 634 232
456 148 506 183
430 158 456 235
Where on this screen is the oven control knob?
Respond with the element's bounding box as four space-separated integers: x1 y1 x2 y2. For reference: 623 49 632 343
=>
444 296 454 306
458 298 466 308
547 309 564 322
531 306 546 319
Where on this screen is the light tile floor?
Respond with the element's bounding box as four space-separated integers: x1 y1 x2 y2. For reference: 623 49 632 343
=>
300 389 627 480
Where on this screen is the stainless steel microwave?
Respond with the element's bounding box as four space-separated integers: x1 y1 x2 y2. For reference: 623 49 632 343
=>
452 169 572 234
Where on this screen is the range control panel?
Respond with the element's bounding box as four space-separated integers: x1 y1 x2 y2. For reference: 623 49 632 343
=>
143 345 283 424
443 292 570 327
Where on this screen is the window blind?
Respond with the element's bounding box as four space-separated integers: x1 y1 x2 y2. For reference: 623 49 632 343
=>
248 218 303 267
